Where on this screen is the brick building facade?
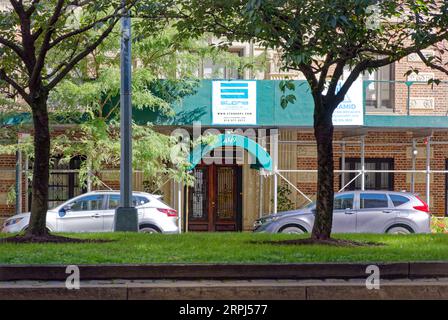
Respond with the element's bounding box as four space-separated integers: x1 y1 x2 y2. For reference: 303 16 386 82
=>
2 41 448 230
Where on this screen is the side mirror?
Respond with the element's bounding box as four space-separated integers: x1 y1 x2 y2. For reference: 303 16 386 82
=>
58 208 66 217
59 203 73 217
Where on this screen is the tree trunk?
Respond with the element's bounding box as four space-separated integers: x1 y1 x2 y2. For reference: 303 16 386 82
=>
26 92 50 237
311 109 335 240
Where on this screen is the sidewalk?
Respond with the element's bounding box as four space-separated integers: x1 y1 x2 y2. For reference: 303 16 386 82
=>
2 278 448 300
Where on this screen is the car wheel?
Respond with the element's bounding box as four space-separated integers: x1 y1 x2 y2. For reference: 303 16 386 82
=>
280 226 305 234
139 227 160 233
386 226 412 234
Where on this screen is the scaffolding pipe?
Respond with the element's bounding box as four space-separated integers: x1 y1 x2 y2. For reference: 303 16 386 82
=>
259 173 263 218
273 171 278 214
24 156 29 212
276 171 313 203
278 169 432 173
185 185 189 233
411 138 416 193
339 172 363 193
426 137 431 207
341 140 346 188
273 132 279 214
178 182 182 234
15 150 22 214
361 135 366 191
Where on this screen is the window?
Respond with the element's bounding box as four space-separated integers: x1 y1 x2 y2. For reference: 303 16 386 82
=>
202 49 244 79
29 156 86 210
70 195 104 211
334 194 354 210
390 194 410 207
135 196 150 206
342 158 394 191
108 195 120 209
363 63 395 112
107 195 150 209
360 193 389 209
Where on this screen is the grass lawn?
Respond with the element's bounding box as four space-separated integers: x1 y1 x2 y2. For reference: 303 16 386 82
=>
1 232 448 264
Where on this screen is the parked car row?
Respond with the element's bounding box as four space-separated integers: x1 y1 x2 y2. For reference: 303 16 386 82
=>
2 190 431 235
253 191 431 234
1 191 179 234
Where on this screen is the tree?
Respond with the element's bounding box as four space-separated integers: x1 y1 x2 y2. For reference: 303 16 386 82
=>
0 0 173 240
47 26 260 193
176 0 448 241
0 21 261 236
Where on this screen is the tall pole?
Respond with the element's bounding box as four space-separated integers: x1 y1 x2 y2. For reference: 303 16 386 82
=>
361 135 366 191
114 0 138 232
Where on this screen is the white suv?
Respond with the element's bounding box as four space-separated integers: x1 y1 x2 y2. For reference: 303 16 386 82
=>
2 191 179 234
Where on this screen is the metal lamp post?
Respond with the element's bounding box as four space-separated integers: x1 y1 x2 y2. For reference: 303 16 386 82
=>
114 0 138 231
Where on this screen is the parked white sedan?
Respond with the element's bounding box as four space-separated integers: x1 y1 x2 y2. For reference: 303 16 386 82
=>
2 191 179 234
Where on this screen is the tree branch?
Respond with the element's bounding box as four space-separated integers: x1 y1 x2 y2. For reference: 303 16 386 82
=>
0 68 31 104
417 50 448 76
332 62 367 111
316 53 333 94
30 0 65 88
25 0 42 17
48 10 122 50
46 16 120 91
326 60 345 99
43 40 81 80
0 36 26 61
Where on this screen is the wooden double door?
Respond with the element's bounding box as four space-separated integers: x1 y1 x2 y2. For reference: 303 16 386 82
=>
188 165 242 232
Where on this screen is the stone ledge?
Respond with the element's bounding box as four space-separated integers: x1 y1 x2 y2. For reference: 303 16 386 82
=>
2 279 448 300
0 263 411 281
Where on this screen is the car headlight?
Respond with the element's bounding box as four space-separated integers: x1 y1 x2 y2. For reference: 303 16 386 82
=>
255 215 279 226
5 217 23 227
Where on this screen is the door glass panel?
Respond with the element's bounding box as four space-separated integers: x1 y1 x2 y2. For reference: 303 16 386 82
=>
70 195 103 211
108 195 120 209
190 168 208 219
360 193 389 209
334 194 354 210
216 167 235 220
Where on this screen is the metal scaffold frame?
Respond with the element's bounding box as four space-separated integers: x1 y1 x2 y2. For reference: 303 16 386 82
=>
270 130 448 214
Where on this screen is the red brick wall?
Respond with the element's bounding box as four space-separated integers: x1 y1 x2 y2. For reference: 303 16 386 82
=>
294 130 448 216
0 154 16 222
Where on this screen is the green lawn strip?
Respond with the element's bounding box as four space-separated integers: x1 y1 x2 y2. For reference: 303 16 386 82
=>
0 233 448 264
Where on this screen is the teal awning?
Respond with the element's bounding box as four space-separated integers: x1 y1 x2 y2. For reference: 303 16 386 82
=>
188 133 273 171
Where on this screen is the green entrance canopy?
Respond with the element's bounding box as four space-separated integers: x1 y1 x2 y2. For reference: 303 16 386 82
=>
188 133 273 171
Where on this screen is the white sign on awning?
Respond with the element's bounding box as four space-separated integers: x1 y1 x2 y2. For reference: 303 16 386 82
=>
332 75 364 126
212 81 257 125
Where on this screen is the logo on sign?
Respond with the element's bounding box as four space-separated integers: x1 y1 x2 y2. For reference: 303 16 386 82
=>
220 83 249 106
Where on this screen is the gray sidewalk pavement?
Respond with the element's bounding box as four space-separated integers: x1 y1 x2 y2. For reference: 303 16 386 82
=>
2 278 448 300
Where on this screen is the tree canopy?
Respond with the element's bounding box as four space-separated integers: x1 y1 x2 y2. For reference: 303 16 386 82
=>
175 0 448 241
